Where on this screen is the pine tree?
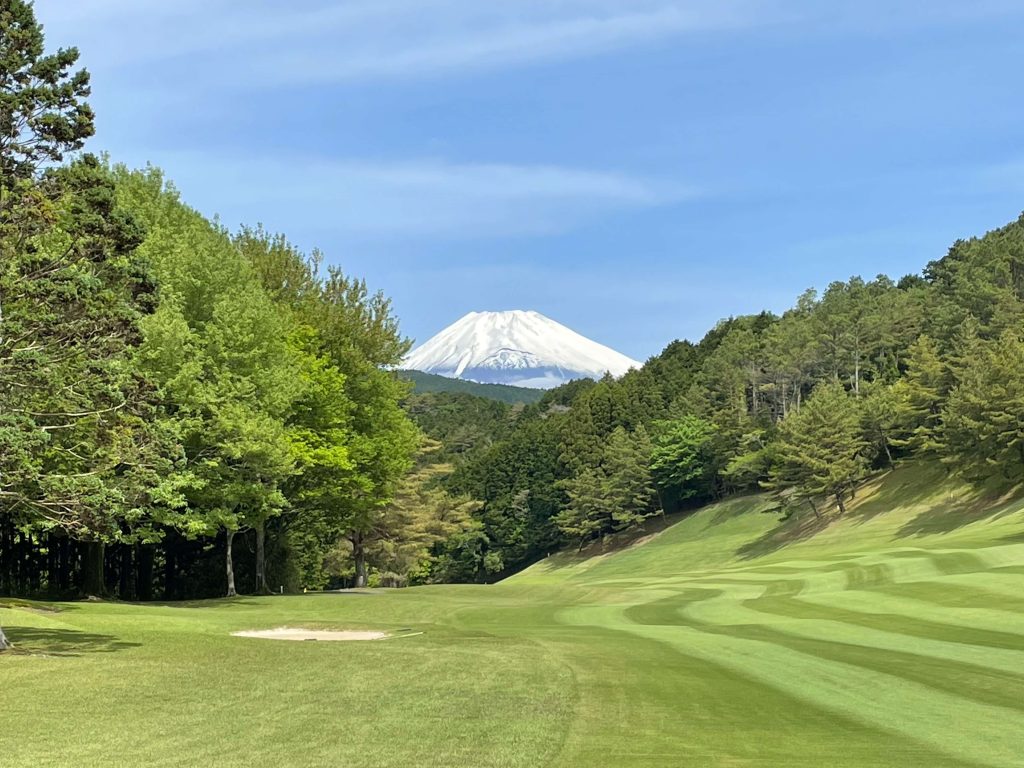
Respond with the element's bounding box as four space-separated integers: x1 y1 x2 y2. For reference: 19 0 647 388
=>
859 381 901 468
602 425 658 530
557 426 658 545
943 331 1024 483
1 2 141 645
556 466 609 549
368 438 481 585
767 382 866 515
889 335 947 455
0 0 94 188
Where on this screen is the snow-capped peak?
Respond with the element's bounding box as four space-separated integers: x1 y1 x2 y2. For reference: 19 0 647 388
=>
404 310 641 389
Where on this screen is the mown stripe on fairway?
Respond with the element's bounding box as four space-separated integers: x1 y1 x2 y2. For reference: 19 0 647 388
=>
566 602 1024 768
752 591 1024 651
889 570 1024 602
549 611 977 767
798 590 1024 637
718 622 1024 712
668 600 1024 712
872 579 1024 611
659 584 1024 676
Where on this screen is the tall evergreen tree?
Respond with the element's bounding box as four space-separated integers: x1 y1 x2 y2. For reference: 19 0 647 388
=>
556 466 609 550
767 382 866 515
889 335 947 455
0 2 142 647
943 331 1024 483
0 0 94 188
602 425 658 530
556 426 658 545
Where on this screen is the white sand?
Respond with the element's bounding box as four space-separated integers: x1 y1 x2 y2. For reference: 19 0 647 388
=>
231 627 388 641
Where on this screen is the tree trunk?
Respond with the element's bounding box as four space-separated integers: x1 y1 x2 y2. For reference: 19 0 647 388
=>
225 530 237 598
882 439 894 469
835 492 846 515
82 541 105 597
119 545 133 601
255 521 269 595
808 498 820 520
57 535 70 593
0 624 9 651
654 488 668 517
0 518 13 594
750 364 759 413
164 536 177 600
47 532 58 595
352 532 367 588
136 544 154 601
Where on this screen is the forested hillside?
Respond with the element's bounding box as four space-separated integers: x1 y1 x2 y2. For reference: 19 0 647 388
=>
4 0 1024 637
438 218 1024 579
398 369 544 404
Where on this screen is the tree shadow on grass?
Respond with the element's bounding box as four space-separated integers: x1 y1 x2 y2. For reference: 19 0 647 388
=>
145 596 266 609
894 481 1024 539
3 626 141 657
706 494 770 527
535 509 700 569
838 463 1024 539
736 509 832 561
845 468 917 524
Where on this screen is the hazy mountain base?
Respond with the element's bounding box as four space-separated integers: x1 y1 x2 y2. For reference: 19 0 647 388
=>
398 369 544 404
449 364 589 389
4 461 1024 767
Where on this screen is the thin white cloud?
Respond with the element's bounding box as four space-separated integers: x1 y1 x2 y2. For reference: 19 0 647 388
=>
40 1 761 83
248 5 752 86
144 153 692 239
39 0 1024 89
42 0 1024 85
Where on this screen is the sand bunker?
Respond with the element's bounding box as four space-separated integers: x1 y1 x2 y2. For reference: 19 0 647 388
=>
232 627 388 642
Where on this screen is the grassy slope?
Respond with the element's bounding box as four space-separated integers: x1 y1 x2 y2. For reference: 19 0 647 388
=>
4 463 1024 767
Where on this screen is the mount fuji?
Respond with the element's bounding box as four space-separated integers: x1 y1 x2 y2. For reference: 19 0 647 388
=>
404 310 642 389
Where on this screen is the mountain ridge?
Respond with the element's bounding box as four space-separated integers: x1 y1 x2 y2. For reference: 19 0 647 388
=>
404 310 641 389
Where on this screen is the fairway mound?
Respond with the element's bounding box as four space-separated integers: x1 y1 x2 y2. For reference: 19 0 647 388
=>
231 627 387 642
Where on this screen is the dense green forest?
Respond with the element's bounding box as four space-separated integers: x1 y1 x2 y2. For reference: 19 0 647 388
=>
5 0 1024 647
434 234 1024 578
0 1 474 643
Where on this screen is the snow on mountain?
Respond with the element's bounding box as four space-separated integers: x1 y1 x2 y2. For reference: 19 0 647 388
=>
404 310 642 389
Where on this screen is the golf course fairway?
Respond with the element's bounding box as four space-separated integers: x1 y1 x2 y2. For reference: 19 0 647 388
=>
4 464 1024 767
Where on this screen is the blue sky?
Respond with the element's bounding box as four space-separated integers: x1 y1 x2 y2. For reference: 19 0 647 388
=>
39 1 1024 362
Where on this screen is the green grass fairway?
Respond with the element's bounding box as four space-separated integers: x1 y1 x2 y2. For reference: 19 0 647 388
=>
5 464 1024 767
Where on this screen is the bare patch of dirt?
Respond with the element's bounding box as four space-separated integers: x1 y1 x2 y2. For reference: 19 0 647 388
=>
231 627 388 641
